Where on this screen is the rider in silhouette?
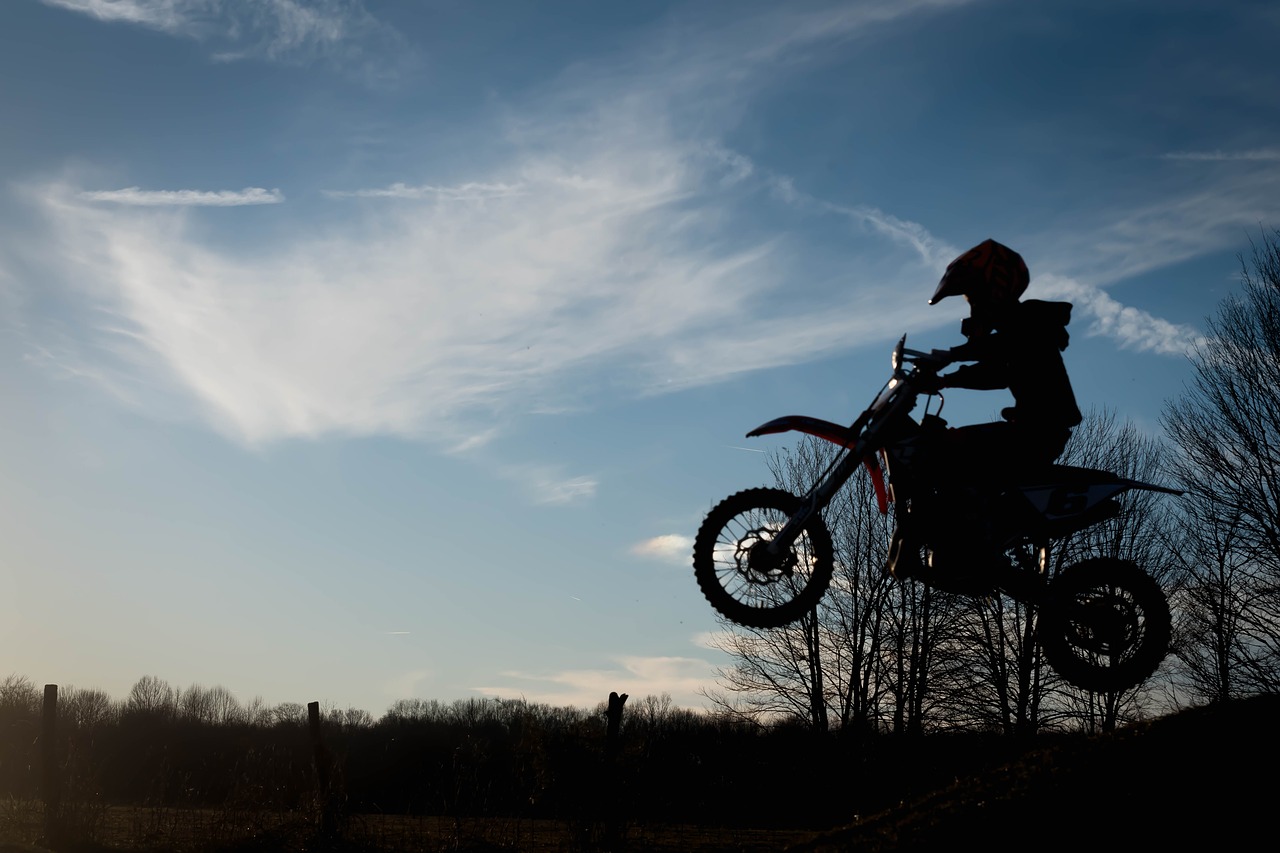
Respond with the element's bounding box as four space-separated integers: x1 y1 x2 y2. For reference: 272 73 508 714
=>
887 239 1083 581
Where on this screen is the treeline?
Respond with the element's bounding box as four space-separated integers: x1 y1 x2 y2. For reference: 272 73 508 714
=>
0 675 1035 829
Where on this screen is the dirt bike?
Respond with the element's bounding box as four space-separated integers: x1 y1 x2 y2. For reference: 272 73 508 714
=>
692 336 1179 694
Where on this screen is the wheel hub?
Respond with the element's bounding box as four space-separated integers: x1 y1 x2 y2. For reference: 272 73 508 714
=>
736 532 795 584
1067 595 1138 654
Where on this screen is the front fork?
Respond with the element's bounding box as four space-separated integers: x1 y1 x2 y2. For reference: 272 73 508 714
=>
763 450 863 561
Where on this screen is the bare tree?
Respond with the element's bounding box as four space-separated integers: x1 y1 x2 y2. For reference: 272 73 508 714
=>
927 409 1176 735
705 405 1180 735
59 686 119 730
1164 229 1280 695
243 695 271 726
326 706 374 731
1057 409 1176 579
1167 498 1254 702
179 683 215 724
704 608 830 729
823 453 912 732
125 675 177 720
1048 409 1178 732
269 702 307 726
940 592 1047 735
704 436 949 734
879 578 956 735
207 685 244 726
704 437 860 730
0 673 40 719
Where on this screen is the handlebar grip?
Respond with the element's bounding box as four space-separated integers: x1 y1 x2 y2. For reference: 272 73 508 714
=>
927 349 954 367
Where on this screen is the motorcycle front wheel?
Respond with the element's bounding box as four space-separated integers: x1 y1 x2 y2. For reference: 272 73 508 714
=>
692 488 834 629
1039 557 1171 694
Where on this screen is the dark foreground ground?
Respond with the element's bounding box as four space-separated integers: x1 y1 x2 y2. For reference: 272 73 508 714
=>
3 695 1277 852
797 693 1280 852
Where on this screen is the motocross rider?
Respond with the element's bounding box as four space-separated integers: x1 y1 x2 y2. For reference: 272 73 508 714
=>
886 238 1083 581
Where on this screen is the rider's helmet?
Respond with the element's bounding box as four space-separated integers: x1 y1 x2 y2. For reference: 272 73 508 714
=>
929 239 1029 306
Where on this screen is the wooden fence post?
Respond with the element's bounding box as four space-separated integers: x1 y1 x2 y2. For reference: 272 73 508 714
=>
41 684 60 842
307 701 338 838
605 691 628 761
604 691 628 850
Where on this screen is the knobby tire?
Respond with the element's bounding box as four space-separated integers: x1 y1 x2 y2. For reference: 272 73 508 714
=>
1039 557 1171 694
692 488 835 629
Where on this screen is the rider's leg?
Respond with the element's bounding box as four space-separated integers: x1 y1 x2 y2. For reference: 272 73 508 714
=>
923 422 1016 574
884 525 923 579
884 423 949 580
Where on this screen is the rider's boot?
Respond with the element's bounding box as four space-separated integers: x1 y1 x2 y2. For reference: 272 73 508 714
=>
884 520 925 580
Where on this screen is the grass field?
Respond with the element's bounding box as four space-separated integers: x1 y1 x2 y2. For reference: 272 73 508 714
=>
0 801 815 852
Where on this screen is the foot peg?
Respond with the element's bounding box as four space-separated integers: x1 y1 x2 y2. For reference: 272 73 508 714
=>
884 529 924 580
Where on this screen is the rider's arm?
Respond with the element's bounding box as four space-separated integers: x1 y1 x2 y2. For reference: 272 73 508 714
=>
939 360 1008 391
942 341 982 363
936 331 1007 390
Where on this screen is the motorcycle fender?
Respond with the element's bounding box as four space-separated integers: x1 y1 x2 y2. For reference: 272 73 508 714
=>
746 415 857 446
863 456 890 515
1121 477 1184 497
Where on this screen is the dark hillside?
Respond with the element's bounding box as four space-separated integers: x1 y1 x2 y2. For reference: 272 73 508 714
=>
794 694 1280 852
2 694 1277 852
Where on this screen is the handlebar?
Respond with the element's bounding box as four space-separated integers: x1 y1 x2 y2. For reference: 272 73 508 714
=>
900 347 952 371
859 335 952 431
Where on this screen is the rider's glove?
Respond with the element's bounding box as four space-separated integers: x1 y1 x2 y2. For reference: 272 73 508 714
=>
914 373 947 395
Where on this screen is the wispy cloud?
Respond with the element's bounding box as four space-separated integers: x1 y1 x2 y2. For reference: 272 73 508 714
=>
498 464 599 506
474 655 718 710
19 101 938 448
1162 148 1280 162
41 0 188 30
662 0 980 85
13 1 995 450
19 132 1215 448
10 0 1230 451
78 187 284 206
631 535 694 566
1027 160 1280 292
40 0 404 71
538 478 597 505
770 175 960 273
1035 274 1206 356
323 182 525 202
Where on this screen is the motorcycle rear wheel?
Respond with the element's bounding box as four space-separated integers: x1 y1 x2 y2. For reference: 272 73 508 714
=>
692 488 834 629
1039 557 1171 693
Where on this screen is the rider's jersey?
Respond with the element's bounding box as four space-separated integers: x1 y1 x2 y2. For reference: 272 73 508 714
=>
943 299 1083 432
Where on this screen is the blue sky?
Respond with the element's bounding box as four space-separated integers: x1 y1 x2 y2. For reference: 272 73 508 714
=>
1 0 1277 714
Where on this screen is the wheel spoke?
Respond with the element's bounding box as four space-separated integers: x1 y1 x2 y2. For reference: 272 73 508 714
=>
1041 557 1170 693
693 489 835 628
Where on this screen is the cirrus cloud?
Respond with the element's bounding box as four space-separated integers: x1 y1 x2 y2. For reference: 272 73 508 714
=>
1162 148 1280 162
323 182 526 202
631 534 694 565
17 102 941 450
39 0 406 72
474 654 718 710
10 0 1241 454
78 187 284 206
